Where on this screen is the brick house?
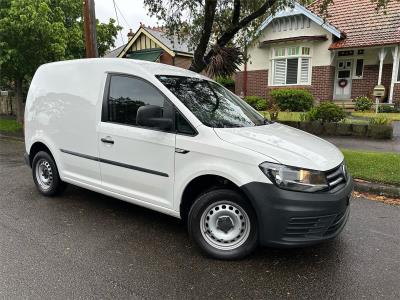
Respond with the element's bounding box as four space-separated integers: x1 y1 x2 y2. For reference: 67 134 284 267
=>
105 25 193 68
235 0 400 104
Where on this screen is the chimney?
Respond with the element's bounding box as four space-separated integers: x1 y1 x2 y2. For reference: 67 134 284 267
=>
127 29 134 41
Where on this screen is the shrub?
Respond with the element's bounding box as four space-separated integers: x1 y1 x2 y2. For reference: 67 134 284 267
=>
394 101 400 111
255 99 267 111
306 102 345 123
304 107 318 121
244 96 265 110
369 116 390 125
215 76 235 87
270 89 314 112
378 104 399 113
354 96 373 111
267 98 280 121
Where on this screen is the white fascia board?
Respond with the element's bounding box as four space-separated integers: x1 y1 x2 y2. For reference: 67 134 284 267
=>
256 2 341 39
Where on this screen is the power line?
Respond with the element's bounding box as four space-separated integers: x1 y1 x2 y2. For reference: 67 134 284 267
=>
112 0 125 45
115 1 131 29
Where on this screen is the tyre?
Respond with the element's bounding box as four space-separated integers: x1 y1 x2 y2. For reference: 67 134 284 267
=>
188 189 258 260
32 151 66 196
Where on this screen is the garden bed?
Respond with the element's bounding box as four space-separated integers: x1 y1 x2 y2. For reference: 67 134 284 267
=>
279 120 393 139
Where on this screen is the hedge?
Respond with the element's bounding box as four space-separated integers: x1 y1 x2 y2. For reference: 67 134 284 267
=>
279 121 393 139
270 89 314 112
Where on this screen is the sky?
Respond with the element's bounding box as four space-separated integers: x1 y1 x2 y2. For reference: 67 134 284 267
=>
95 0 159 48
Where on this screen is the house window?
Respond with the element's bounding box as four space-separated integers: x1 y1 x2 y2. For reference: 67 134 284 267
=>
275 48 285 57
354 59 364 78
302 47 310 55
272 46 311 86
287 47 300 56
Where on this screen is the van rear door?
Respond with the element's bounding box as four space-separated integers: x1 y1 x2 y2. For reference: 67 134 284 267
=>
98 74 176 209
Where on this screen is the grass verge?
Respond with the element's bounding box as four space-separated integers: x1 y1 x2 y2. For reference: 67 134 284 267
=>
342 149 400 186
0 119 23 132
351 112 400 121
260 111 399 123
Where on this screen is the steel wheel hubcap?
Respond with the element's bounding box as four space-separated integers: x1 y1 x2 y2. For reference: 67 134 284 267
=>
35 159 53 190
200 201 250 250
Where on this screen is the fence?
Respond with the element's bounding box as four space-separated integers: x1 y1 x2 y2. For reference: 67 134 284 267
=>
0 94 16 115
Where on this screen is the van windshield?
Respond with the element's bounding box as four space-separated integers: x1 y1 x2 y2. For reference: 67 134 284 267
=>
156 75 267 128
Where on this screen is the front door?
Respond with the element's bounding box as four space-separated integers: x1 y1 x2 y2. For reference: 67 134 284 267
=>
334 59 353 100
98 74 176 209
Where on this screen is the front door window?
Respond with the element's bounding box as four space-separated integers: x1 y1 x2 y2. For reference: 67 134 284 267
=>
334 60 353 100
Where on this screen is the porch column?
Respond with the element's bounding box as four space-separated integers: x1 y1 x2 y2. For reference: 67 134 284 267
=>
389 46 399 103
377 48 388 85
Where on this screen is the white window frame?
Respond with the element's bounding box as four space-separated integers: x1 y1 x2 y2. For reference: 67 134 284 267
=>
270 46 312 86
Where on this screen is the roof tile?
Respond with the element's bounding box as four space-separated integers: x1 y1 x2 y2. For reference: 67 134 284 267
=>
308 0 400 49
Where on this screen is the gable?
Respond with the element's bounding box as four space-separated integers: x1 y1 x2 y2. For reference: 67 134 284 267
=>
257 2 341 39
119 28 176 58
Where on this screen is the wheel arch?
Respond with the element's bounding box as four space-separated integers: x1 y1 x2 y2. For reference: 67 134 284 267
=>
28 141 55 166
179 174 257 223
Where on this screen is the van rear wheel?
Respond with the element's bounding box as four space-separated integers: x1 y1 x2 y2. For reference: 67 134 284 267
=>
188 189 258 260
32 151 66 196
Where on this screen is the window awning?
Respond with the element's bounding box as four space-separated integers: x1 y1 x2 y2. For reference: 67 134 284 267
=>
126 48 163 61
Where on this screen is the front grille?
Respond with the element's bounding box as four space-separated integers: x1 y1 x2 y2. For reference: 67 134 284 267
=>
326 164 346 191
284 208 348 239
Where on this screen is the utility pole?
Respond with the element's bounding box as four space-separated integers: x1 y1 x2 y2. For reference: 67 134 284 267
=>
83 0 98 58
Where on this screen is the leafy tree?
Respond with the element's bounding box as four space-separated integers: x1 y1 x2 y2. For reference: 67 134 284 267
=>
0 0 120 123
143 0 394 76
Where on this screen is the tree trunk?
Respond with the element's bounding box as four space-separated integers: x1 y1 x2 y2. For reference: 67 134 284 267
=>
188 0 218 73
189 0 277 74
15 78 24 124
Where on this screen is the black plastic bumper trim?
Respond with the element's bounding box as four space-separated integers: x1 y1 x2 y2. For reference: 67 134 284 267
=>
240 176 354 247
60 149 169 177
24 152 31 168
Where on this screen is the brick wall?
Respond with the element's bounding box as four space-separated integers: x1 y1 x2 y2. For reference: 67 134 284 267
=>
160 52 174 65
234 65 398 102
311 66 335 101
351 64 393 99
174 55 192 69
235 70 268 98
235 66 334 101
393 83 400 103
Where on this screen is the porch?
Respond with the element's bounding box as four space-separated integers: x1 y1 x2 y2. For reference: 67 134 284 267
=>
331 45 400 104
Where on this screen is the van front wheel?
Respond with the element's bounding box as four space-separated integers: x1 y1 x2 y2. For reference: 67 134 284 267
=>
32 151 66 196
188 189 258 260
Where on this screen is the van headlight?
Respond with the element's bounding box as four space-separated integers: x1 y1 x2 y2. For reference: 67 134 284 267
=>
259 162 328 192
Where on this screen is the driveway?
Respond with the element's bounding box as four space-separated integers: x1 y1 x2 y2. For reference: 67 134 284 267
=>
0 137 399 299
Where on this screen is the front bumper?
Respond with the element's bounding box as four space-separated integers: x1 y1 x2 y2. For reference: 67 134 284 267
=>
24 152 31 168
241 176 353 247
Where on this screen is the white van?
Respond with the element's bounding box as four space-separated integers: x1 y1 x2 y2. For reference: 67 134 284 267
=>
25 59 353 259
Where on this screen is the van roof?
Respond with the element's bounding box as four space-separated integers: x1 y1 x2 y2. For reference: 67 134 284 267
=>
40 58 208 80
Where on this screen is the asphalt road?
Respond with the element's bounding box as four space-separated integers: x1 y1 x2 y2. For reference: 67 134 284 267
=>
1 137 399 299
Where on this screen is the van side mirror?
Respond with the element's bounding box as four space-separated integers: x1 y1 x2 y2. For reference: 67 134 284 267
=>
136 105 173 131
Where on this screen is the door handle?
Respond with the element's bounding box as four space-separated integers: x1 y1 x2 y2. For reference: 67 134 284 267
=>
175 148 189 154
101 137 114 144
